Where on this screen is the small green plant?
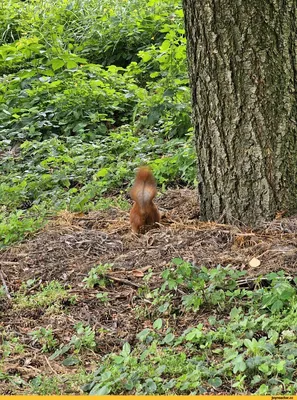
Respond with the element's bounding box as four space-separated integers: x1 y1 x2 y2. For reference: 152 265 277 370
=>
160 259 247 312
14 281 72 310
96 292 110 304
71 322 96 352
30 327 58 352
27 369 92 395
262 272 296 313
83 263 113 288
0 209 46 248
49 323 96 361
29 376 61 395
0 334 25 357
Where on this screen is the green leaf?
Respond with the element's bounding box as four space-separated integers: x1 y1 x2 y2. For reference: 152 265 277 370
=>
230 307 241 320
94 168 109 179
257 384 269 395
160 40 171 51
158 302 169 313
163 88 175 97
271 299 283 313
276 360 286 373
62 356 79 366
140 52 152 62
136 328 151 342
90 384 110 395
208 377 222 388
113 355 124 364
150 71 160 78
162 333 174 344
51 58 65 71
232 355 246 373
39 69 55 76
155 365 166 375
153 318 163 330
186 329 201 341
67 60 78 69
250 375 262 386
49 343 71 360
172 258 184 266
57 25 64 34
101 371 112 380
18 70 36 79
121 342 131 357
258 363 270 374
144 378 157 393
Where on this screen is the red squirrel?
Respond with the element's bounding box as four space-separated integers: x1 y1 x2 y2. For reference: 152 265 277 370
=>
129 166 160 233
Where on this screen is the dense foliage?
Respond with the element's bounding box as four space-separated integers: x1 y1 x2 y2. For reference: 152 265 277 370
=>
0 0 195 247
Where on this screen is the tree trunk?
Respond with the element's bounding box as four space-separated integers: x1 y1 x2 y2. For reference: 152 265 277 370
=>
182 0 297 225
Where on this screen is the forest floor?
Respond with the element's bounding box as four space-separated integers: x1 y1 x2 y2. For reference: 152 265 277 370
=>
1 189 297 394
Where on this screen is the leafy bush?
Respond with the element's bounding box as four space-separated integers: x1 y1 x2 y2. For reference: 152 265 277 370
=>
0 0 195 247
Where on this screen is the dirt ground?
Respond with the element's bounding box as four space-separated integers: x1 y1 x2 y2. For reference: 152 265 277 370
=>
1 188 297 393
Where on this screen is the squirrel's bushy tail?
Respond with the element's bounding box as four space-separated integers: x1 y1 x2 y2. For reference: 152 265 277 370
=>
130 166 157 208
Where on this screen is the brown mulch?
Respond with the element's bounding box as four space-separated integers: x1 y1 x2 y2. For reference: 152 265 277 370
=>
1 188 297 393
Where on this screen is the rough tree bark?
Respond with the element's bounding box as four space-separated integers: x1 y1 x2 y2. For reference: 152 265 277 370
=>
182 0 297 225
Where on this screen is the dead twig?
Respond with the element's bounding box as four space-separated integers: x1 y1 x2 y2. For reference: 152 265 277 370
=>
44 355 57 375
26 279 42 294
0 261 20 265
106 274 142 288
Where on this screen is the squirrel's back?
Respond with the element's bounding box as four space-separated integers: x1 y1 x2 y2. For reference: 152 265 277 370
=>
129 166 160 233
130 166 157 207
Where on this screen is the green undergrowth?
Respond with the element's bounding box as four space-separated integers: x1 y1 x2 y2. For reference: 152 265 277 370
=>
0 0 195 248
83 261 297 395
2 262 297 394
0 130 195 248
13 280 77 310
27 371 91 395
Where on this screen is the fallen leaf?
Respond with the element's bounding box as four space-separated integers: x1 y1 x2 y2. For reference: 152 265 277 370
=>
132 269 144 278
249 257 261 268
